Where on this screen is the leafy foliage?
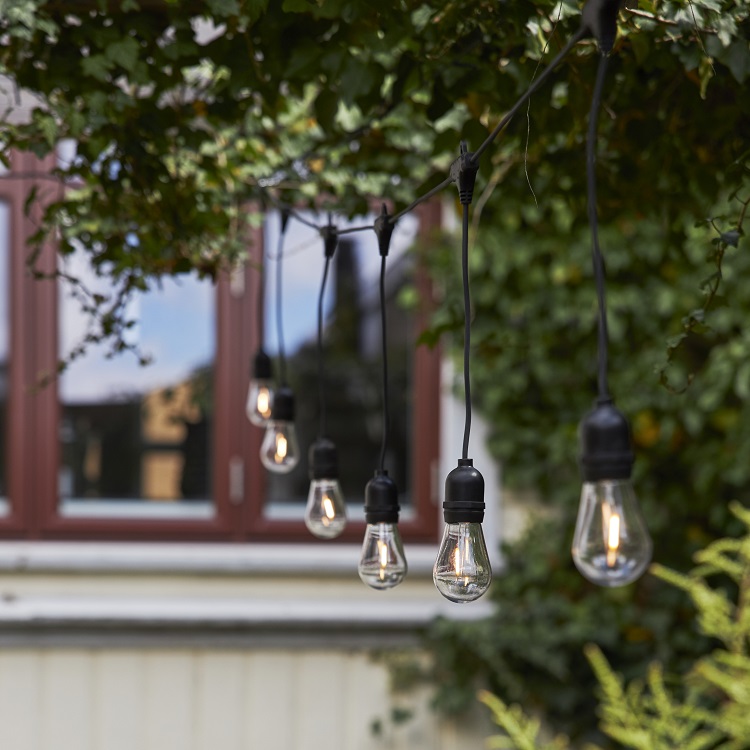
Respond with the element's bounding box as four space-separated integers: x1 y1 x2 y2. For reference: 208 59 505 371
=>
1 0 747 359
482 502 750 750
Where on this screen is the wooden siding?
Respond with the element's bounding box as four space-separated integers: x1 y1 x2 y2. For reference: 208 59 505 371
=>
0 648 488 750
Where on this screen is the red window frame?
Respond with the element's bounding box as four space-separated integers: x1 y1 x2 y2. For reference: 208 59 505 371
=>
0 153 441 543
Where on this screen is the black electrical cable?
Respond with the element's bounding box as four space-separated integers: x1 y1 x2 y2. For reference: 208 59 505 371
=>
317 255 332 438
257 245 265 343
587 53 611 402
339 224 375 236
472 26 587 163
378 254 389 472
392 176 454 223
460 202 472 461
275 217 289 386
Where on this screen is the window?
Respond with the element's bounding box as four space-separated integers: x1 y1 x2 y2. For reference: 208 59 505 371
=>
0 153 441 542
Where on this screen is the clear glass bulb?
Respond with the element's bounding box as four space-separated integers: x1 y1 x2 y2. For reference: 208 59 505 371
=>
245 379 274 426
305 478 347 538
358 522 407 590
260 421 300 474
433 522 492 603
572 479 652 587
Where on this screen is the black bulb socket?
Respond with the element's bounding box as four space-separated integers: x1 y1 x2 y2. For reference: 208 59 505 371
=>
364 470 400 524
582 0 621 54
374 204 395 258
270 385 295 422
309 437 339 481
450 141 479 206
321 223 338 259
443 458 485 524
251 349 272 379
579 399 634 482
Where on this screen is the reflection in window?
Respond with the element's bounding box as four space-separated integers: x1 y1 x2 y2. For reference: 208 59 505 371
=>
0 202 8 516
263 212 419 520
58 260 215 519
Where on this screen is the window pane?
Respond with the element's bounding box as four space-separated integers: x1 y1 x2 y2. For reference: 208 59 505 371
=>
0 202 9 516
58 257 215 519
262 212 419 521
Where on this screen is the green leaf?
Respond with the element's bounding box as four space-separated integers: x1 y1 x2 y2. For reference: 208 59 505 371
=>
314 88 339 131
105 37 140 72
81 54 113 81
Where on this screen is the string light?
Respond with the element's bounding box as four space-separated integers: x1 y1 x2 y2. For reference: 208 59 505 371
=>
358 205 407 590
305 217 347 539
571 41 652 587
254 0 650 598
259 210 301 474
433 143 492 603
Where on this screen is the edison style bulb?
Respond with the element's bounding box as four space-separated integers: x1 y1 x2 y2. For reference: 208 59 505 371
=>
246 379 273 426
260 420 300 473
572 479 652 587
305 478 346 539
246 350 274 426
433 522 492 603
260 385 299 474
358 522 407 590
305 438 346 539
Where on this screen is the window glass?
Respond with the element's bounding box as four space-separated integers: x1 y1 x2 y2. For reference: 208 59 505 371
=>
262 211 419 521
58 253 215 519
0 202 9 516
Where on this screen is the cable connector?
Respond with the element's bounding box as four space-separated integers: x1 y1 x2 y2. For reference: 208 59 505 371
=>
582 0 621 54
280 206 291 234
321 218 338 258
450 141 479 205
373 203 395 257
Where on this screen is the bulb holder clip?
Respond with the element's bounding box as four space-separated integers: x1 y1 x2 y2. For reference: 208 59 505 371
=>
309 437 339 480
321 223 338 259
364 469 400 524
270 385 295 422
251 349 272 379
443 458 485 524
579 399 634 481
374 203 395 258
582 0 621 53
450 141 479 206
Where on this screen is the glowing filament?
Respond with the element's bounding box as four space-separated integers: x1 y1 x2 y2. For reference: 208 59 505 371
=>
321 494 335 526
606 512 621 568
256 388 271 417
275 433 288 461
378 540 388 581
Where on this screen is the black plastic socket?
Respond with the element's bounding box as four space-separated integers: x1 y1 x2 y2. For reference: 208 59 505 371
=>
251 349 272 379
270 385 295 422
364 470 400 524
579 399 634 481
582 0 621 54
450 141 479 206
309 437 339 480
321 222 338 258
280 207 291 233
373 204 395 258
443 458 485 524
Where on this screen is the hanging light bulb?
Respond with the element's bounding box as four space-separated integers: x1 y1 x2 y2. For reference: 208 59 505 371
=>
358 470 407 589
305 438 346 538
260 385 300 474
433 460 492 603
246 349 274 427
572 400 652 587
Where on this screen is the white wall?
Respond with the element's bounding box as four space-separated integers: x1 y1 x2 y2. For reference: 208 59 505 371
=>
0 648 488 750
